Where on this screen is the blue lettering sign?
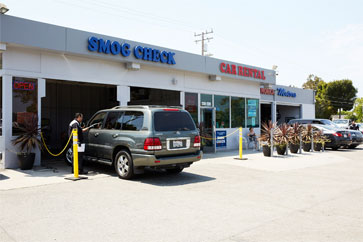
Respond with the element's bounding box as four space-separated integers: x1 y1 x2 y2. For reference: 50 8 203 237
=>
216 130 227 148
98 39 111 54
121 43 131 57
110 41 121 55
277 88 296 98
87 36 176 65
134 46 144 59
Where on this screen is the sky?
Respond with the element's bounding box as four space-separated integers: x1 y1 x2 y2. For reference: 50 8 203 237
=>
3 0 363 97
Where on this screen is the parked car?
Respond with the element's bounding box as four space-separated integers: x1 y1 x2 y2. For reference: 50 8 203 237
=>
346 130 363 149
288 119 352 150
332 119 351 129
310 124 352 150
66 106 202 179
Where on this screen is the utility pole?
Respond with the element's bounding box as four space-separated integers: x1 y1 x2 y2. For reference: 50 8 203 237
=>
194 29 213 56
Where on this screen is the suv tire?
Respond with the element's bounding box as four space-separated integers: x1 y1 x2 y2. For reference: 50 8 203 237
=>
166 167 184 174
65 147 73 166
114 150 134 180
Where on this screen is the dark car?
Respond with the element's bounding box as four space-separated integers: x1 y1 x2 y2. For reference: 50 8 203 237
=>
66 106 202 179
288 119 352 150
347 130 363 149
311 124 352 150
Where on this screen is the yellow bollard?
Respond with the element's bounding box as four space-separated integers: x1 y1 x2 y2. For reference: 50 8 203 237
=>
72 128 79 178
235 127 248 160
65 128 87 181
239 127 243 159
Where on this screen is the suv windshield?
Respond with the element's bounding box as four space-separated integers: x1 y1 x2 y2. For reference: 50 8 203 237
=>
154 111 195 131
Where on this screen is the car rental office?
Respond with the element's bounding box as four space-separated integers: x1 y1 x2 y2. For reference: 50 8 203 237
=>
0 14 315 168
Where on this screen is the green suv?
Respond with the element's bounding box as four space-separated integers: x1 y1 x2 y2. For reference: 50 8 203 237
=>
66 106 202 179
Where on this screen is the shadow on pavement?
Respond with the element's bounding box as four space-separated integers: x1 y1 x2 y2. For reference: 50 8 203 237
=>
135 169 216 186
0 173 10 180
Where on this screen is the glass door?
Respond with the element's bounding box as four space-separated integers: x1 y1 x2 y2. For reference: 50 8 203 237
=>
200 107 216 153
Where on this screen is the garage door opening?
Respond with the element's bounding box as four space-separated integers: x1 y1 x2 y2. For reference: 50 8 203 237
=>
261 103 272 124
129 87 180 106
41 80 118 158
277 105 301 124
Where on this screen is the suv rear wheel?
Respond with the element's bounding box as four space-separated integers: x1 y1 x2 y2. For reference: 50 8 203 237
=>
114 150 134 179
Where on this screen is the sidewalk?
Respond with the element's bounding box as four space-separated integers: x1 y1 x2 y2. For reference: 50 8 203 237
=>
0 148 351 191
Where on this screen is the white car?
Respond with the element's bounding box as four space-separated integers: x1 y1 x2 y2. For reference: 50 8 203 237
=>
332 119 351 129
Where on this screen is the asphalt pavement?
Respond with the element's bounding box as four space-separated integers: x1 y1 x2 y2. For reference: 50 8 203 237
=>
1 147 363 242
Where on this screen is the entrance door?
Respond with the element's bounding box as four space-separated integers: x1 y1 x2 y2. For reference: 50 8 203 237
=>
200 108 216 153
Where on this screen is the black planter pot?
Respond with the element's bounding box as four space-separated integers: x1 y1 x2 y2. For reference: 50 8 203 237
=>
289 143 300 154
17 153 35 170
276 145 287 155
262 145 271 157
303 142 311 152
314 142 322 151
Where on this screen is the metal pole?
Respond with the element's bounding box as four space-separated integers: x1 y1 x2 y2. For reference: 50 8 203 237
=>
270 128 274 157
299 131 302 154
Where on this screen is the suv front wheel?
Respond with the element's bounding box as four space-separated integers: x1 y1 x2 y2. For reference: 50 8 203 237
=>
114 150 134 180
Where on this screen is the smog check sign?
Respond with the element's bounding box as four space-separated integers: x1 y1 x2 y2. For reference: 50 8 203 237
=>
87 36 176 65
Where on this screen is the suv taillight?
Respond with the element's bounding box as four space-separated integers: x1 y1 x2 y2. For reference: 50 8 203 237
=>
144 138 162 151
193 135 201 148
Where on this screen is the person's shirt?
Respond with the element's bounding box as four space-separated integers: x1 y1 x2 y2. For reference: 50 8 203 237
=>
248 131 256 137
68 119 84 143
350 124 359 130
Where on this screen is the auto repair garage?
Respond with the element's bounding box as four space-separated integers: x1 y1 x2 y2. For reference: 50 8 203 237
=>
0 14 315 169
260 85 315 125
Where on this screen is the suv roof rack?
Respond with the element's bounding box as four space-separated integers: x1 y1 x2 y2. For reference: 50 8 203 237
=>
111 105 183 110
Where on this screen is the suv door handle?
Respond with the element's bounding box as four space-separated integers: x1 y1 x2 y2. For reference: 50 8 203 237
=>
112 134 119 138
94 133 99 137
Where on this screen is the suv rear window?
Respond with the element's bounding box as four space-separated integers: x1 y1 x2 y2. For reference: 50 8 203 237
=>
154 111 195 131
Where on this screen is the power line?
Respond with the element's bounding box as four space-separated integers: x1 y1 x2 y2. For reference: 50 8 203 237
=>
194 29 214 56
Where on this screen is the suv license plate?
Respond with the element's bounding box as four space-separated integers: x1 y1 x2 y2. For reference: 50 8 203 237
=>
344 134 347 138
173 140 184 148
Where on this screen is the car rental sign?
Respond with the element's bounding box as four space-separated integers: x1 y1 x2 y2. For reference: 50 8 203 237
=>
87 36 176 65
219 62 266 80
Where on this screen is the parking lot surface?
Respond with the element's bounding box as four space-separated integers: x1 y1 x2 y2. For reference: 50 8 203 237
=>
1 147 363 242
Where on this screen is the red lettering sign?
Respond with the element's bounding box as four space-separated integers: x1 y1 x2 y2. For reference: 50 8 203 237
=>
13 81 35 91
260 88 275 95
219 62 267 80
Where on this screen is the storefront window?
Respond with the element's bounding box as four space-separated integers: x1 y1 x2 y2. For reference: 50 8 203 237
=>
214 95 230 128
200 94 212 107
231 97 245 128
12 78 38 135
185 92 198 124
247 98 259 128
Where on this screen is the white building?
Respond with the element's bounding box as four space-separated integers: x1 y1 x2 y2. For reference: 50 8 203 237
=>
0 15 315 169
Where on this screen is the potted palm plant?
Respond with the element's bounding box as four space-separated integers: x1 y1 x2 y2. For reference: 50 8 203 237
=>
302 124 313 152
289 123 302 153
274 123 290 155
259 121 275 157
313 129 330 151
12 117 42 170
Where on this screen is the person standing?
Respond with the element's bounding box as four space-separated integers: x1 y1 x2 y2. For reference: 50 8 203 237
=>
349 121 360 130
68 113 91 174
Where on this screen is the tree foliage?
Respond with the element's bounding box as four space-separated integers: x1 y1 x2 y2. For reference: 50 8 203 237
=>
325 79 357 113
302 76 358 119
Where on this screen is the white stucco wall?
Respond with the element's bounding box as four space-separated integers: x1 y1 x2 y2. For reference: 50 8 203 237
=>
301 104 316 119
0 46 262 168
